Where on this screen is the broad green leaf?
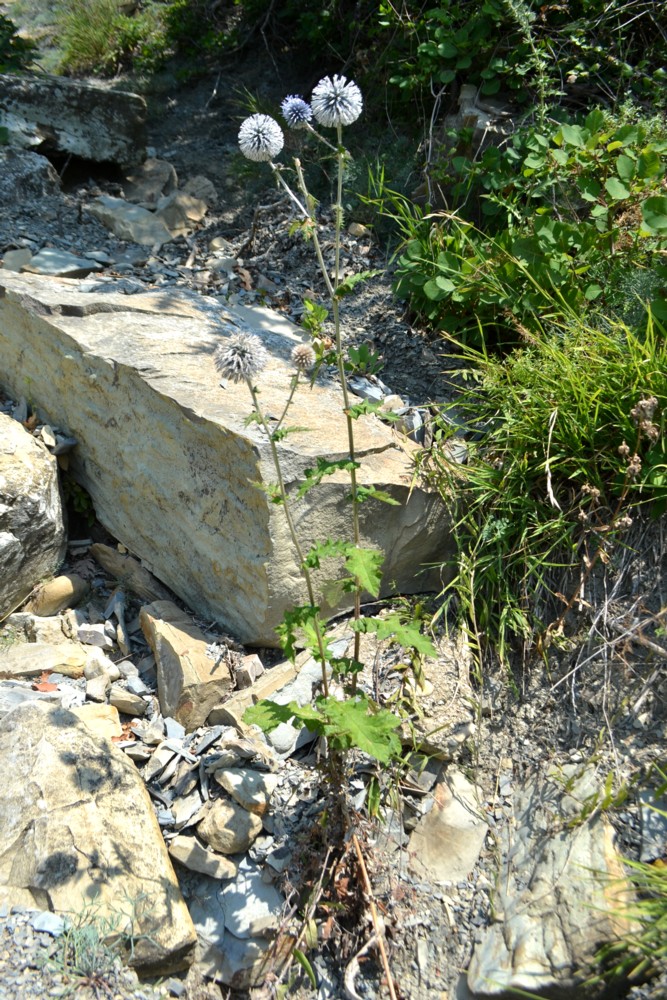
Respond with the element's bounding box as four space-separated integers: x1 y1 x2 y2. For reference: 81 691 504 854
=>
423 278 448 301
642 196 667 232
243 700 301 732
616 154 636 182
604 177 630 201
344 546 384 597
584 283 603 301
317 695 402 763
637 148 662 179
560 124 586 148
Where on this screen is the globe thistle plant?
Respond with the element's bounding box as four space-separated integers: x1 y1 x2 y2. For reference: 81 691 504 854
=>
310 74 363 128
238 114 284 162
214 334 268 384
281 95 313 130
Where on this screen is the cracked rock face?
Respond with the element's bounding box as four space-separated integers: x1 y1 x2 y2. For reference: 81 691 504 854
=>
0 701 197 974
0 414 66 618
0 270 452 645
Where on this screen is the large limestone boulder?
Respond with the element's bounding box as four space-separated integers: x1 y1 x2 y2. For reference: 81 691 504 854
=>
0 413 66 618
0 73 146 165
0 270 451 646
0 149 60 203
0 701 197 974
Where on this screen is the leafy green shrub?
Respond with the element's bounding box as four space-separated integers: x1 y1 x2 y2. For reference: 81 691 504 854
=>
380 0 667 115
370 108 667 345
56 0 168 76
423 314 667 664
0 13 36 72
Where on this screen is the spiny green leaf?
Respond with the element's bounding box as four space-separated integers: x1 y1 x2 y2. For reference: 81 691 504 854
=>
271 425 310 442
334 269 383 298
344 546 384 597
316 694 402 763
352 613 437 656
276 605 322 661
353 485 401 505
304 539 348 569
298 457 361 498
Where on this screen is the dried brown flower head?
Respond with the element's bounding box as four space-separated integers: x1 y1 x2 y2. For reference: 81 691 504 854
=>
214 334 268 383
291 344 316 372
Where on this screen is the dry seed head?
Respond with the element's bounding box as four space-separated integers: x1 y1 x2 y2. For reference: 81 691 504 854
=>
627 453 642 478
291 343 316 372
618 441 631 459
631 395 659 426
214 334 268 383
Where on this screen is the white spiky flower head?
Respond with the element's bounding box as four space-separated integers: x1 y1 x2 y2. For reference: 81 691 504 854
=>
311 74 363 127
238 114 284 162
281 95 313 129
214 334 268 383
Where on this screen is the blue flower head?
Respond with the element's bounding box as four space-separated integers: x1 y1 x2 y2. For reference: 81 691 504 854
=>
281 95 313 130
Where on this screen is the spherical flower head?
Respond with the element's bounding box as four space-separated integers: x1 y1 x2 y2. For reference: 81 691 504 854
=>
214 334 268 383
292 343 316 372
238 114 284 162
281 95 313 130
311 74 363 127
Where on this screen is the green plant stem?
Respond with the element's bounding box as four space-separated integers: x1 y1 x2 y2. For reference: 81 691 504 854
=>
269 162 308 218
247 379 330 698
294 151 364 686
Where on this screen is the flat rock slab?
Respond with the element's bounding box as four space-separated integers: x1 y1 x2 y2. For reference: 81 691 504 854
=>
0 271 452 645
0 413 65 617
408 768 487 884
0 73 146 165
0 701 196 974
466 765 635 998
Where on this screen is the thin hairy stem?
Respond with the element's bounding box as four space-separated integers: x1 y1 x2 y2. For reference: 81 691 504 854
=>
247 380 330 697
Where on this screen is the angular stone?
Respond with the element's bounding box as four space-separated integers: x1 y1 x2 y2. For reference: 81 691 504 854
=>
71 702 122 739
0 271 452 645
0 640 89 679
0 414 66 618
0 149 60 202
2 248 32 271
77 622 114 649
89 543 173 603
466 766 635 997
156 191 208 238
86 671 111 702
197 799 263 854
183 175 218 207
234 653 264 689
24 573 89 617
0 73 146 165
168 835 237 880
0 679 62 720
0 702 196 973
88 195 173 247
213 768 279 816
23 249 105 279
5 611 69 644
140 600 233 732
123 157 178 206
408 768 488 883
207 654 306 728
109 684 148 717
219 860 284 938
